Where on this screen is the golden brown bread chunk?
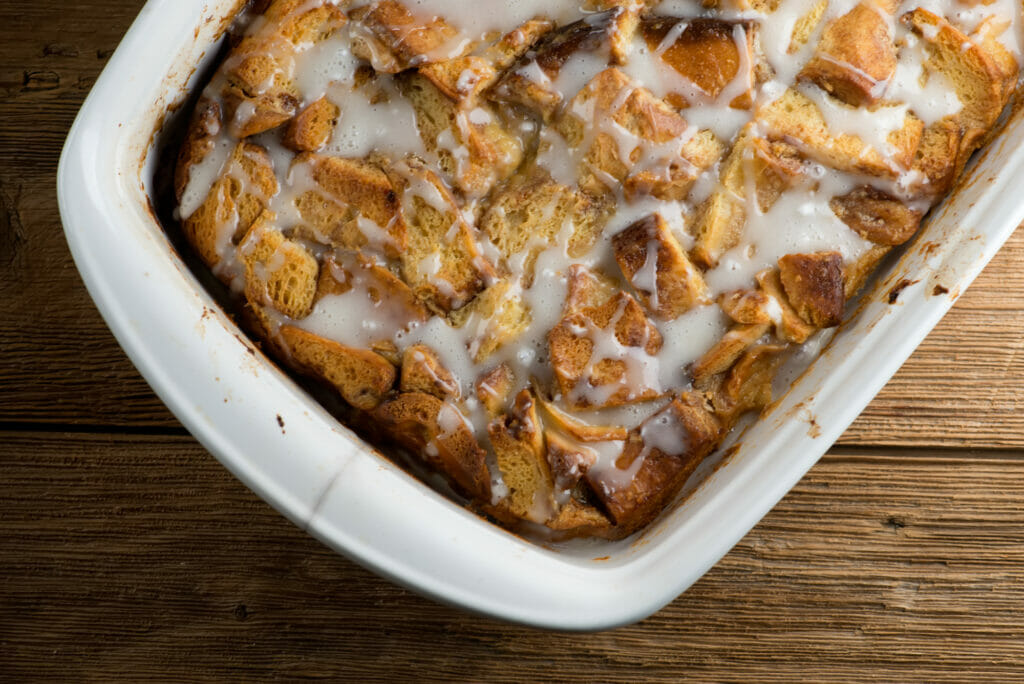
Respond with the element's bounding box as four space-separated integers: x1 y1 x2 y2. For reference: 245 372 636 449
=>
692 131 808 267
612 213 708 320
711 344 786 428
829 186 924 246
293 154 407 256
640 17 758 109
691 322 770 388
420 20 555 102
545 430 598 488
549 267 664 410
480 167 611 278
585 394 721 533
756 88 923 178
902 8 1018 165
400 344 460 400
374 393 491 500
448 281 531 362
279 325 396 411
558 68 723 200
283 97 341 152
843 244 892 300
488 389 556 523
476 364 515 418
536 396 629 443
400 73 524 198
788 0 828 53
490 8 625 121
718 290 776 326
756 269 817 344
389 158 495 311
799 2 897 107
777 252 846 328
349 0 463 73
181 141 278 269
238 213 320 320
221 0 346 137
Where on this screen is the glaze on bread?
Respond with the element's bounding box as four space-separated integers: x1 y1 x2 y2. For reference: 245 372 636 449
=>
175 0 1022 539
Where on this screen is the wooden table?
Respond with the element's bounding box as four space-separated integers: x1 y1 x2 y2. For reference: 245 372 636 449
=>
3 1 1024 679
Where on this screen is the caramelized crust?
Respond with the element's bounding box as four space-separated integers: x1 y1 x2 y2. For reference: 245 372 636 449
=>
799 3 897 107
612 213 708 320
777 252 846 328
374 393 491 500
830 186 924 246
585 394 721 533
280 325 396 411
640 17 757 109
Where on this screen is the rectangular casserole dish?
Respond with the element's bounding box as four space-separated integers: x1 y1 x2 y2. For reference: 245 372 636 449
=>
58 0 1024 630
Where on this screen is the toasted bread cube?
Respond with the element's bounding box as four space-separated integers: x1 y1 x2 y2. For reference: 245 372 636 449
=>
563 264 618 314
238 213 319 320
348 0 463 73
293 154 407 256
490 9 625 121
844 244 891 299
400 74 523 198
829 186 924 246
907 118 962 198
283 97 340 152
777 252 846 328
799 3 897 107
692 131 806 267
545 430 598 489
279 324 396 411
788 0 828 53
712 344 786 428
718 290 776 325
390 159 495 311
558 68 723 200
903 8 1014 146
691 322 770 387
536 396 629 443
221 1 346 137
549 276 664 410
182 141 278 270
639 17 758 109
544 495 616 539
756 88 923 178
420 20 555 102
488 390 556 523
585 393 721 533
374 393 491 500
449 281 531 362
756 269 817 343
457 281 532 361
420 56 499 103
480 167 612 279
400 344 460 400
612 214 709 320
476 364 515 418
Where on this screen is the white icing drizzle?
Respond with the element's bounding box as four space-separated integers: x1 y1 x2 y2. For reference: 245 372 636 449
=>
176 0 1023 516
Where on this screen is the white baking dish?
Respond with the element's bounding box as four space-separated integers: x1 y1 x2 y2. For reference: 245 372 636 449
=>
58 0 1024 629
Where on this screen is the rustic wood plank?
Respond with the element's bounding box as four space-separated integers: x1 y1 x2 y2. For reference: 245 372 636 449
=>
0 0 1021 444
3 432 1024 680
842 225 1024 448
0 0 177 428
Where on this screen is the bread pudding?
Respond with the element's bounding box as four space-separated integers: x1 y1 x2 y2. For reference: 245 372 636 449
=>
174 0 1023 539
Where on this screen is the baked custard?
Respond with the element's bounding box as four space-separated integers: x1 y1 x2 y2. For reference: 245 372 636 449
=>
175 0 1022 538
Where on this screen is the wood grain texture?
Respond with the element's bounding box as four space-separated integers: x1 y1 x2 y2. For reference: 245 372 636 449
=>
3 433 1024 680
3 0 1024 678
